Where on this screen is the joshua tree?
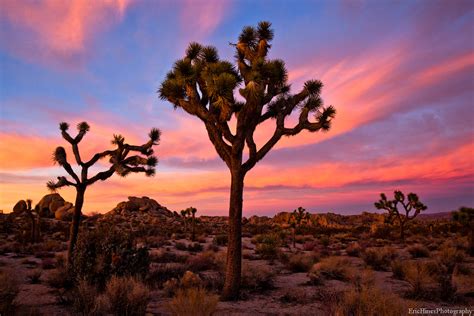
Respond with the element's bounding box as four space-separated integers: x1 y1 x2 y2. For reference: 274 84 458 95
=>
452 207 474 256
159 21 336 299
374 190 427 241
25 199 40 243
288 207 310 248
190 207 197 241
47 122 160 264
180 208 190 234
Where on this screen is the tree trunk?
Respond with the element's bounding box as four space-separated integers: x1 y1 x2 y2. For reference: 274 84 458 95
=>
400 221 405 242
293 227 296 249
67 186 85 265
221 168 244 300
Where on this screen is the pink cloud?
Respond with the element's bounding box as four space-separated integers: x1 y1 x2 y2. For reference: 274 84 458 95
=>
0 0 132 67
180 0 231 41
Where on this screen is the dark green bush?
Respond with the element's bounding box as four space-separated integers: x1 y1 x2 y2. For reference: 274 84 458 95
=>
71 225 149 289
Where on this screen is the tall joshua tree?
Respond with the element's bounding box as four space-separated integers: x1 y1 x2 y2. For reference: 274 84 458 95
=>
159 21 336 299
190 207 197 241
374 190 427 241
180 208 190 234
288 207 310 249
47 122 160 264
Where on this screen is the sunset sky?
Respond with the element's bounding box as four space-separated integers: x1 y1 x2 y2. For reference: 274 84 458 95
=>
0 0 473 216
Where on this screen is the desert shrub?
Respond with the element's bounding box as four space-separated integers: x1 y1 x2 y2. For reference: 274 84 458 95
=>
167 287 218 316
254 233 281 260
435 245 465 300
187 243 204 252
407 244 430 258
162 271 203 297
41 258 56 269
206 244 220 252
346 242 362 257
73 279 98 315
175 242 187 251
186 251 216 272
212 234 228 246
308 257 352 284
404 261 432 299
391 259 406 280
303 241 318 251
72 226 149 289
150 251 188 264
0 271 19 315
362 247 397 271
98 276 150 316
147 263 187 288
27 269 43 284
287 253 318 272
320 236 330 247
336 283 406 316
241 263 275 291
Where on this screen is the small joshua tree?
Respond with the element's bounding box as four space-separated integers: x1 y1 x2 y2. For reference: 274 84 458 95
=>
452 207 474 256
47 122 160 264
159 21 336 299
190 207 197 241
288 207 310 249
25 199 40 243
180 208 190 235
374 190 427 241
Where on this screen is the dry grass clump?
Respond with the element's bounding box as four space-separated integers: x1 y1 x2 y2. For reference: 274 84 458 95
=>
163 271 203 297
241 263 275 291
346 242 362 257
98 275 150 316
0 270 19 315
167 287 219 316
404 261 432 299
407 244 430 258
253 233 281 260
335 283 406 316
287 252 318 272
27 268 43 284
73 279 98 315
362 247 397 271
390 259 406 280
308 256 353 284
435 245 465 300
147 263 187 288
185 251 217 272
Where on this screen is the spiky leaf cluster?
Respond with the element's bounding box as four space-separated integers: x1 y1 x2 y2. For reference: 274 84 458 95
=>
375 190 427 224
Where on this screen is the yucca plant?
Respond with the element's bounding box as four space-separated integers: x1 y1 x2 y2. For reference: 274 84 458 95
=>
452 206 474 256
288 207 310 249
47 121 160 264
374 190 427 241
159 21 336 300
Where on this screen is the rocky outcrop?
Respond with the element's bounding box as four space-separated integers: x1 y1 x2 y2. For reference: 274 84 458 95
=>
98 197 180 231
13 200 28 213
34 194 67 218
55 202 75 221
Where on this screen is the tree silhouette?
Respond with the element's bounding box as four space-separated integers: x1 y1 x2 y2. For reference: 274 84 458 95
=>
159 21 336 299
374 190 427 241
180 208 190 235
452 207 474 256
288 207 310 248
47 122 160 264
190 207 197 241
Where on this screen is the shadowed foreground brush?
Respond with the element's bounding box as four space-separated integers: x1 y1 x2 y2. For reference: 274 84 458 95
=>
0 271 19 315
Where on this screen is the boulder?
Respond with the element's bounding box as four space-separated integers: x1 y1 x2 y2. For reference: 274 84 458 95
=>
35 193 66 218
13 200 27 213
55 203 74 221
